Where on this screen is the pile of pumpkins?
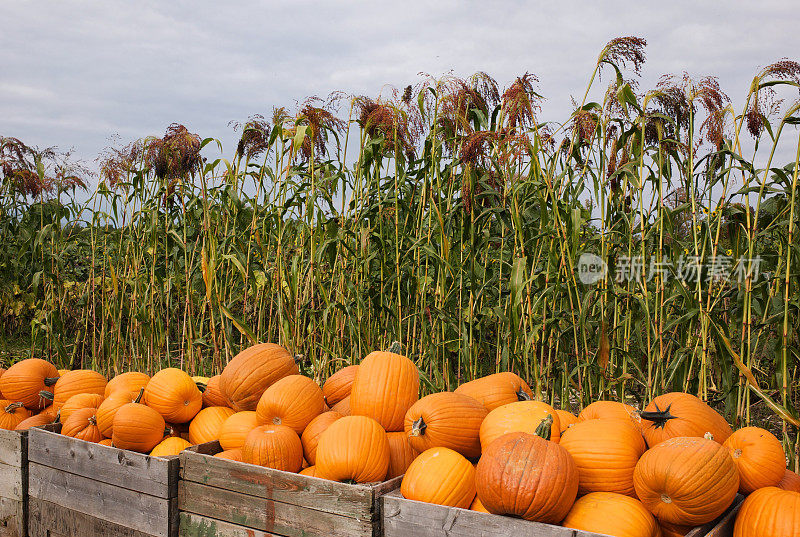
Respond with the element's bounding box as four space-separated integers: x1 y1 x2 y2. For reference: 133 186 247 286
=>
1 343 798 537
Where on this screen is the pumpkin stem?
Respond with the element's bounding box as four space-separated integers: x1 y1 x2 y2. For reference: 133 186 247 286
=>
516 388 531 401
386 341 402 354
195 381 207 393
535 415 553 440
39 390 55 401
410 417 427 437
44 377 59 387
88 415 97 426
134 388 145 404
55 410 62 424
4 401 24 414
639 403 677 429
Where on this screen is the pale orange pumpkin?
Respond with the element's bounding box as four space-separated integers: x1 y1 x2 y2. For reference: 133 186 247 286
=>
0 358 59 410
214 448 243 462
470 496 490 513
454 372 534 411
579 400 643 432
241 424 303 472
387 431 418 479
639 392 732 447
0 400 32 430
14 412 55 431
201 375 228 408
105 372 150 398
188 406 236 445
316 416 390 483
61 407 103 443
98 438 114 447
733 486 800 537
96 389 142 438
219 343 299 412
112 403 166 453
46 370 107 412
479 400 560 449
404 392 487 459
777 469 800 492
150 437 192 458
301 411 343 466
218 411 259 451
322 365 358 407
144 368 202 424
299 465 317 477
401 447 476 508
562 492 661 537
330 395 351 416
723 426 786 494
59 393 104 424
554 409 580 434
256 375 325 434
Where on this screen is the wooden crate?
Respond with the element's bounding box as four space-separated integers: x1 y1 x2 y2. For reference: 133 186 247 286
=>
26 425 180 537
382 491 744 537
178 441 403 537
0 429 28 537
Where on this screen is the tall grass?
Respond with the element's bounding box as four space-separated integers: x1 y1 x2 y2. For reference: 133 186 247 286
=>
1 38 799 465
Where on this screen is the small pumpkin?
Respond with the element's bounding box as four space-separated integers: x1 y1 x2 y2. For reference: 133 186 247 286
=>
579 400 643 431
350 343 419 432
0 400 32 430
454 372 533 411
241 424 303 472
112 403 167 453
401 447 476 508
316 416 390 483
479 400 560 449
562 492 660 537
322 365 358 407
633 436 739 526
723 426 786 494
330 395 351 416
404 392 487 459
256 375 325 434
150 437 192 458
387 430 418 479
554 409 580 434
733 486 800 537
44 370 107 412
144 368 202 424
96 389 142 438
219 411 259 451
301 411 343 466
0 359 59 410
299 465 317 477
639 392 732 447
61 407 103 443
470 496 489 513
98 438 114 447
201 375 228 408
219 343 299 412
105 372 150 398
14 412 55 431
188 406 236 445
60 393 104 424
777 469 800 492
214 448 243 462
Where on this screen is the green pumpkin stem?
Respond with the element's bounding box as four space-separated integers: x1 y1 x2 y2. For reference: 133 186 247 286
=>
535 415 554 440
638 403 676 429
410 417 427 437
39 390 55 401
386 341 402 354
517 389 531 401
134 388 145 404
4 401 25 414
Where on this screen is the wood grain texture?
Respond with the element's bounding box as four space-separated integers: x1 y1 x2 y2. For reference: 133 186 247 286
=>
179 513 281 537
28 498 161 537
0 430 25 468
0 429 27 537
0 497 25 537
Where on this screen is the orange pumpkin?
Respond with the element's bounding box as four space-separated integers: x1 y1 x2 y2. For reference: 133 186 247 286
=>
61 407 103 443
144 368 202 424
579 400 643 431
188 406 236 445
350 344 419 432
219 343 299 412
454 372 534 411
112 403 166 453
733 486 800 537
404 392 487 459
475 432 578 523
0 359 59 410
559 418 646 496
201 375 228 408
777 469 800 492
214 448 243 462
470 496 490 513
59 393 104 424
150 437 192 458
330 395 351 416
322 365 358 407
241 424 303 472
633 436 739 526
554 409 580 434
105 372 150 398
639 392 732 447
14 412 55 431
301 411 343 466
256 375 325 434
659 521 693 537
0 400 32 430
218 411 259 451
401 447 476 508
98 438 114 447
479 400 560 449
299 465 317 477
316 416 390 483
96 389 142 438
387 431 418 479
45 370 107 412
562 492 661 537
723 426 786 494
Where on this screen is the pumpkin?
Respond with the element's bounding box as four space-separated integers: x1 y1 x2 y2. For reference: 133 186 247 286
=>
14 412 55 431
241 424 303 472
219 343 299 412
350 343 419 432
44 370 107 412
188 406 236 445
633 436 739 526
112 403 167 453
105 372 150 398
322 365 358 407
97 389 142 438
475 432 578 523
401 447 476 508
201 375 228 408
316 416 390 483
479 400 560 449
403 392 487 459
659 521 693 537
639 392 732 447
98 438 114 447
579 400 643 431
0 359 59 410
215 448 243 462
61 407 103 443
454 372 534 411
301 411 343 466
219 411 259 451
778 469 800 492
0 400 32 430
733 486 800 537
470 496 490 513
144 368 202 424
331 395 351 416
723 426 786 494
299 465 317 477
559 418 646 496
554 409 579 434
387 431 418 479
562 492 660 537
60 393 104 424
150 437 192 458
256 375 325 434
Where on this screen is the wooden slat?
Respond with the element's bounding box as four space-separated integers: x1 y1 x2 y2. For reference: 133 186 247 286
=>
0 430 24 468
179 480 376 537
0 463 24 502
28 498 161 537
28 427 178 499
28 463 175 537
179 513 280 537
0 497 24 537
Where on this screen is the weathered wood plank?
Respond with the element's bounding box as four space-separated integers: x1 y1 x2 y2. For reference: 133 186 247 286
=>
179 513 281 537
179 480 376 537
28 427 178 498
28 462 175 537
0 463 24 502
0 497 24 537
0 430 24 468
28 498 163 537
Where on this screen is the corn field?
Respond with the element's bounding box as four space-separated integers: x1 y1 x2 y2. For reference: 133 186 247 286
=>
1 38 799 464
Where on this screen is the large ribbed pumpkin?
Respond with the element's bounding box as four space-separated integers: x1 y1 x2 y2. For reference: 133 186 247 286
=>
401 447 476 508
322 365 358 407
778 469 800 493
723 426 786 494
219 411 259 451
350 344 419 432
219 343 299 412
60 393 104 424
562 492 661 537
301 411 343 466
97 389 142 438
479 400 560 449
256 375 325 434
46 370 107 412
14 412 55 431
201 375 228 408
454 372 533 411
633 436 739 525
144 368 202 424
559 418 646 496
316 416 390 483
61 407 103 443
0 400 32 430
150 437 191 458
403 392 487 459
105 372 150 398
387 431 417 479
639 392 732 447
579 400 643 431
475 432 578 523
0 359 59 410
242 424 303 472
733 486 800 537
189 406 236 445
112 403 166 453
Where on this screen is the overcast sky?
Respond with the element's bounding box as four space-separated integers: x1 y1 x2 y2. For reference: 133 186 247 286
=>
2 0 798 176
